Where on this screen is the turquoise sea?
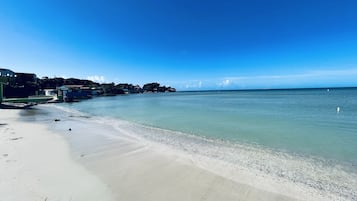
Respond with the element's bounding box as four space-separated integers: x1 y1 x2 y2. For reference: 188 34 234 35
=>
61 88 357 199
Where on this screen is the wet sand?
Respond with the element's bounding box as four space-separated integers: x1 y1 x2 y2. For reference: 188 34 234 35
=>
47 105 302 201
1 106 300 201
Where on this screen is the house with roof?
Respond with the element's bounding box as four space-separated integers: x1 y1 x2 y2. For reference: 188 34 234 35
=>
0 68 16 77
56 85 94 102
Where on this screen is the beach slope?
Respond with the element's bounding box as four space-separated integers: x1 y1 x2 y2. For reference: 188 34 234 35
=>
1 106 300 201
0 109 114 201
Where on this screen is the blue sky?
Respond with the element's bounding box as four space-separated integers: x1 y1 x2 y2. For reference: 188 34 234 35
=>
0 0 356 90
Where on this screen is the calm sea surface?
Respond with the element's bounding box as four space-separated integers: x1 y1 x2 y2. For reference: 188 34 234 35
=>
58 88 357 199
63 88 357 165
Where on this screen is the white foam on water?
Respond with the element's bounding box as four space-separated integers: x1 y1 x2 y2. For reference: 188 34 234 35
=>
111 120 357 201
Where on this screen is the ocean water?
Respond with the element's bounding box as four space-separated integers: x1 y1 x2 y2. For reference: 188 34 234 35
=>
64 88 357 164
60 88 357 200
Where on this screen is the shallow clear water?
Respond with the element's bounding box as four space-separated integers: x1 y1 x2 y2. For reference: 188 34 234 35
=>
63 88 357 165
44 88 357 200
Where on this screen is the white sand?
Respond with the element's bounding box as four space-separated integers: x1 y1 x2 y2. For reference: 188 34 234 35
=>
0 106 300 201
44 106 299 201
79 142 299 201
0 109 115 201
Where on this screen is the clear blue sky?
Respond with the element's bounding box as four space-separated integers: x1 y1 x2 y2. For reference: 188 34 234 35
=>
1 0 356 90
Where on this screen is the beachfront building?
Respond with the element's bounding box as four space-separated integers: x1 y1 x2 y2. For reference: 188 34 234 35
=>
14 72 37 86
56 86 68 101
0 69 15 102
0 68 39 99
57 85 93 102
44 89 57 97
0 68 16 77
42 89 59 102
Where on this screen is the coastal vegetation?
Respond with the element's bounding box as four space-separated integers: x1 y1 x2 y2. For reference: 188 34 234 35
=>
0 68 176 102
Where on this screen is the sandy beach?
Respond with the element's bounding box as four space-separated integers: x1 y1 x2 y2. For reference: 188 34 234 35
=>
0 105 323 201
0 109 115 201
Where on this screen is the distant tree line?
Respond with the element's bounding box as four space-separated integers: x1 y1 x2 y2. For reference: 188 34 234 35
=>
3 74 176 98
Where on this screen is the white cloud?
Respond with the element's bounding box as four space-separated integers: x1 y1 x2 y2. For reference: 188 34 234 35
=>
166 68 357 90
185 80 203 89
224 68 357 82
59 75 68 79
217 68 357 89
87 75 105 83
220 79 230 86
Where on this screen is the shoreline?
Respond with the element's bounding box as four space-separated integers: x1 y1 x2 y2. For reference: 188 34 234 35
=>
43 105 300 201
1 104 355 200
46 105 356 201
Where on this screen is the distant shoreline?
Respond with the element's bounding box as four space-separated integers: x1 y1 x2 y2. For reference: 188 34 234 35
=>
179 86 357 92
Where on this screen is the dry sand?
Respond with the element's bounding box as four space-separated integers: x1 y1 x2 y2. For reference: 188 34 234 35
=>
1 107 299 201
0 109 115 201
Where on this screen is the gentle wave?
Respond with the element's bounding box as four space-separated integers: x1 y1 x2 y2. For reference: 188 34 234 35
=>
45 104 357 201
